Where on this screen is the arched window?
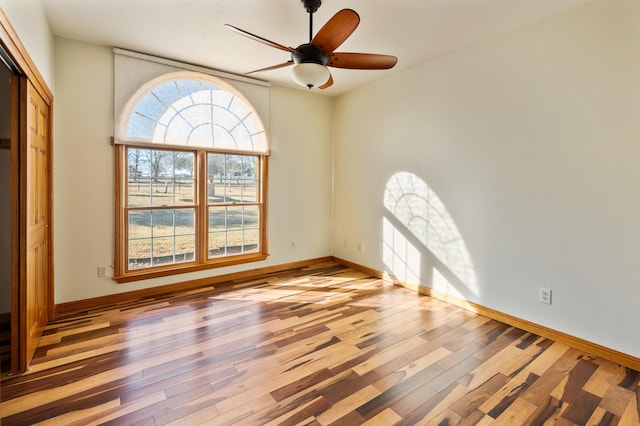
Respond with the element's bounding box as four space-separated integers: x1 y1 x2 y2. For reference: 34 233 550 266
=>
114 71 269 282
122 73 268 152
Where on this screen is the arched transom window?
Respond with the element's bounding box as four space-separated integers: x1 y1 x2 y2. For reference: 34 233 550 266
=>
124 76 267 153
114 73 269 282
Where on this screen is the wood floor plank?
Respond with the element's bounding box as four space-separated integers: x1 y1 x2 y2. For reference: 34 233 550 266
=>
428 354 484 393
315 384 380 425
421 407 463 426
479 368 539 418
492 396 538 424
372 346 451 394
521 368 568 407
601 384 635 417
561 389 602 424
396 382 468 424
584 360 628 398
553 358 600 404
586 407 620 426
524 395 566 425
618 392 640 425
449 372 509 418
2 261 639 425
355 364 442 420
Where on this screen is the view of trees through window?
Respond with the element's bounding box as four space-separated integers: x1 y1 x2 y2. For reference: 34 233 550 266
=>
207 153 260 258
127 148 196 269
126 147 260 270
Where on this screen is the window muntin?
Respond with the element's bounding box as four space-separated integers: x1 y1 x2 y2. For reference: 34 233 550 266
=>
115 75 268 282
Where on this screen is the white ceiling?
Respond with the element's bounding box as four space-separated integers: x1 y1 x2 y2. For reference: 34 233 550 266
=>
41 0 596 96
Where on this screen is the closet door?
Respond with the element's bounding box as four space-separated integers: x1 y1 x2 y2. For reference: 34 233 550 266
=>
17 77 51 370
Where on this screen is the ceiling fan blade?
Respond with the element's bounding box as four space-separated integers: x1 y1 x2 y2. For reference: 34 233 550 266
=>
328 52 398 70
318 73 334 90
246 61 294 75
226 24 301 55
311 9 360 55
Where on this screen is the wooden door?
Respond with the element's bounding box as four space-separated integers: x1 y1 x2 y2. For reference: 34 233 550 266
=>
14 77 50 370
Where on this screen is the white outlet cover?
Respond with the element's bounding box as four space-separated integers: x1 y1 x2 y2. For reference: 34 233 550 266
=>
539 288 552 304
97 266 107 278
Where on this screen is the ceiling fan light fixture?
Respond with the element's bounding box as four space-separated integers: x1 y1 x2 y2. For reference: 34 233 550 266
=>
291 63 330 89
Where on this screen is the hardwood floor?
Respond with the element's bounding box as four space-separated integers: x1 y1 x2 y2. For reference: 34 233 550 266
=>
1 261 639 425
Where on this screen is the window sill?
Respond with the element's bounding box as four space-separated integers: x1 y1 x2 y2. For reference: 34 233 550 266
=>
114 253 269 283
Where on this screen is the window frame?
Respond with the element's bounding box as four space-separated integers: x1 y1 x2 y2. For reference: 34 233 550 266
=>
114 144 268 283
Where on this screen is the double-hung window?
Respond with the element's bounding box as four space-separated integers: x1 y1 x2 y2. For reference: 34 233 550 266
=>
114 71 269 282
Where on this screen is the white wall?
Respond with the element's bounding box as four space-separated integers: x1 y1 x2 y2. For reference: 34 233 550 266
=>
333 0 640 357
53 37 333 303
0 0 55 91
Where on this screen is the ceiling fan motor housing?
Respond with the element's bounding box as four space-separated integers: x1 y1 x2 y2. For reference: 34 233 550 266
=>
302 0 322 13
292 43 329 65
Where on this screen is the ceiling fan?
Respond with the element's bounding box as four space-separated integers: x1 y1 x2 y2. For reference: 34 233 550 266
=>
225 0 398 90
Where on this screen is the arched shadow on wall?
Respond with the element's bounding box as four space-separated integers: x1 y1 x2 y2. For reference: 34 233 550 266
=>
383 172 479 299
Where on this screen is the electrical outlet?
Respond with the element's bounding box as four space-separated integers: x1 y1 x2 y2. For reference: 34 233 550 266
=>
539 288 552 305
358 243 366 252
97 266 107 278
290 240 296 249
343 240 348 248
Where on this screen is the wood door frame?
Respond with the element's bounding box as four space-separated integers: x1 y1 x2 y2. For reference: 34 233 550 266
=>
0 8 54 373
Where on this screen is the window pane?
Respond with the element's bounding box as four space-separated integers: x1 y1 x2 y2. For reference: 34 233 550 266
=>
208 205 260 258
242 156 258 178
174 177 195 205
243 229 259 253
129 238 151 270
244 205 260 229
173 152 195 205
175 209 195 231
128 147 195 207
152 236 175 260
128 178 152 207
208 231 226 257
152 209 174 237
209 206 226 231
226 230 244 254
207 178 225 204
127 208 195 270
226 205 243 230
208 206 226 257
240 178 258 203
149 178 167 206
129 210 152 239
207 153 259 204
128 148 152 207
207 153 227 203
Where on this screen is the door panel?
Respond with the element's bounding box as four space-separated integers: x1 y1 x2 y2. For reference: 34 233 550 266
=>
20 78 50 369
